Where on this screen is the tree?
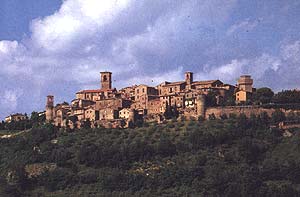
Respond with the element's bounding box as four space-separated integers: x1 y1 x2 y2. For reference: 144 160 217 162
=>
272 90 300 104
82 119 91 129
253 87 274 104
6 164 29 190
271 109 286 124
163 103 179 120
206 91 218 107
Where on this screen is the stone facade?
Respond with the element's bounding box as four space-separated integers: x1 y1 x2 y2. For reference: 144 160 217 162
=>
119 108 131 119
5 113 27 123
46 71 260 128
235 75 254 103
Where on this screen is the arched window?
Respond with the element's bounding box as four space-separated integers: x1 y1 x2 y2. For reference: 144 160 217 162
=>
103 75 107 81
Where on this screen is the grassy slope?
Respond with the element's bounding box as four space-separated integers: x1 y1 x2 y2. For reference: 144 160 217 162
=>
1 119 300 196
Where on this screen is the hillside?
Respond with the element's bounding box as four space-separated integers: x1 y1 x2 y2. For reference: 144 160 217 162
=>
0 113 300 196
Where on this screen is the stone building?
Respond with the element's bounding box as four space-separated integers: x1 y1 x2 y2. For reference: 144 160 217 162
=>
44 70 255 128
119 85 137 100
99 108 119 120
147 99 162 114
95 98 131 110
84 106 99 122
119 108 131 119
5 113 27 123
235 75 254 103
54 108 70 127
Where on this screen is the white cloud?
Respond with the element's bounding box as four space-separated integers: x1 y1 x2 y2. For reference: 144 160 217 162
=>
1 0 300 119
0 90 24 115
30 0 132 51
226 18 260 36
0 41 19 54
281 40 300 63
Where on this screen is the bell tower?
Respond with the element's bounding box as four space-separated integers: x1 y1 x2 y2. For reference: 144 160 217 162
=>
100 72 112 90
185 71 193 90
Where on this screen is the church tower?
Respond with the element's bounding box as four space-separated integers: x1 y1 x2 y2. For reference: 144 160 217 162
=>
185 71 193 90
100 72 112 90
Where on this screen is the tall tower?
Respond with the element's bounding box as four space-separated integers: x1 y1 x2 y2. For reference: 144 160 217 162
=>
196 94 206 118
237 75 253 93
185 72 193 90
100 72 112 90
46 95 54 122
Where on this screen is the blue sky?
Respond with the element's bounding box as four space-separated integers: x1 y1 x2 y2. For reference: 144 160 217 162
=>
0 0 62 40
0 0 300 120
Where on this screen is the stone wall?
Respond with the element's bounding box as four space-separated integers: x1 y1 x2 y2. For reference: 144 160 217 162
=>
205 106 300 119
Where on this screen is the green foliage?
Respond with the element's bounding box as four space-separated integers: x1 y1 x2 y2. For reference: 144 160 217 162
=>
271 109 286 124
163 103 179 120
206 91 218 107
0 114 300 196
253 87 274 104
272 89 300 104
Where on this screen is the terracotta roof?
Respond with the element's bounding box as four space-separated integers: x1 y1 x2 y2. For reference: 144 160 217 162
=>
6 113 26 118
76 89 114 94
192 80 222 85
162 81 185 86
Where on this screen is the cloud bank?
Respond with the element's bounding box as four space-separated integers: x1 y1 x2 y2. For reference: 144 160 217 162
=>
0 0 300 119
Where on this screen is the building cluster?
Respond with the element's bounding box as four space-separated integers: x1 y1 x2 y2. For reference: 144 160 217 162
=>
5 113 27 123
44 71 254 128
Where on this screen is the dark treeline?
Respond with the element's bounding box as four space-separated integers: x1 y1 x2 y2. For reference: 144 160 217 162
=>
0 111 300 196
0 112 45 131
215 88 300 107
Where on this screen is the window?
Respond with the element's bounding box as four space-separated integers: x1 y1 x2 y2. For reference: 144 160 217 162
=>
142 88 145 93
103 75 107 81
137 89 139 94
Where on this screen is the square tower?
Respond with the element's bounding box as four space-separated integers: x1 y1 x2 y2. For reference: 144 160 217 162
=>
100 72 112 90
46 95 54 108
185 71 193 90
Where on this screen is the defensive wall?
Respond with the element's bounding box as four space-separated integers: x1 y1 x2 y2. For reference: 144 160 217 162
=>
205 106 300 119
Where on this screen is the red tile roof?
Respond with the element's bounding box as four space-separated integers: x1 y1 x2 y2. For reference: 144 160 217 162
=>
76 89 114 94
192 80 222 85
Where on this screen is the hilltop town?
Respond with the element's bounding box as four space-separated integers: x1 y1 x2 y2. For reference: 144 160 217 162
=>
42 71 255 128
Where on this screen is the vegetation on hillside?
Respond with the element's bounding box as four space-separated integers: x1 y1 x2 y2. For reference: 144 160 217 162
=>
0 111 300 196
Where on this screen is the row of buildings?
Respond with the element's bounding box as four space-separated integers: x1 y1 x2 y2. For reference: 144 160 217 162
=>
45 71 255 128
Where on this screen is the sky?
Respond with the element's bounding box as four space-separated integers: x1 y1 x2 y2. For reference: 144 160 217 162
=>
0 0 300 120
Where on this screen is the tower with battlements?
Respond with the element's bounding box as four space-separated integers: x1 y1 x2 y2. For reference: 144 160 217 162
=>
237 75 253 93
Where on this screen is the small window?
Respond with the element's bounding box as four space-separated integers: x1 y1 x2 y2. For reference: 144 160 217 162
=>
103 75 107 81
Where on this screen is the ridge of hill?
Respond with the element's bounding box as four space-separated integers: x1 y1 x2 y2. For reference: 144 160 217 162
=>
0 113 300 196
